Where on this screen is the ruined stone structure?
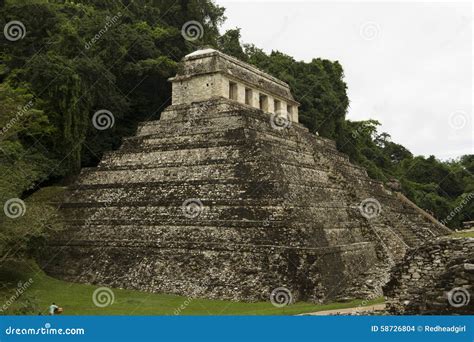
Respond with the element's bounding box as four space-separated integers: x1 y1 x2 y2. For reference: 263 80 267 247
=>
169 48 299 123
41 49 451 303
384 237 473 315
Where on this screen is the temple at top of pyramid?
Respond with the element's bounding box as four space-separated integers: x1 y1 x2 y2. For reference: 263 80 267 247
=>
40 49 451 304
168 48 300 122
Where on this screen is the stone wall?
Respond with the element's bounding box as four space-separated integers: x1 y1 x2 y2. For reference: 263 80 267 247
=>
171 73 222 105
384 237 474 314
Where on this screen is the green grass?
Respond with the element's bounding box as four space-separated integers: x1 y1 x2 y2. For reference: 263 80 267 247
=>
451 230 474 238
0 261 384 315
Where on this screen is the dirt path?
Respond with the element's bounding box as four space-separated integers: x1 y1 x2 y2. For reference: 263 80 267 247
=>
299 303 386 316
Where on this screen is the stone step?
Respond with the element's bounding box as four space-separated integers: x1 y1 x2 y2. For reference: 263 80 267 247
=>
99 145 239 168
76 160 378 188
134 109 342 159
136 111 245 136
58 205 365 232
46 239 375 257
46 239 373 254
66 179 374 206
90 152 328 171
74 166 328 187
128 126 323 158
59 202 363 213
77 163 239 185
100 137 322 168
49 222 368 248
59 220 369 233
123 127 246 150
389 225 423 247
60 199 357 211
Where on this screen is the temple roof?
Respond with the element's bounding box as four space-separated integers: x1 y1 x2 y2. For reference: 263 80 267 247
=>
172 48 299 104
184 48 217 58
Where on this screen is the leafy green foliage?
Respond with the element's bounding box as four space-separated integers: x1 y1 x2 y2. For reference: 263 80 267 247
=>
0 187 65 264
0 83 55 200
218 28 248 62
1 0 225 178
0 0 225 261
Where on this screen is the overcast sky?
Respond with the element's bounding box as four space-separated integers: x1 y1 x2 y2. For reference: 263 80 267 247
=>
217 1 473 160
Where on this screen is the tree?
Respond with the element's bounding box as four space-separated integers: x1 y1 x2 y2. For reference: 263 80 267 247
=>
218 28 248 61
0 0 227 263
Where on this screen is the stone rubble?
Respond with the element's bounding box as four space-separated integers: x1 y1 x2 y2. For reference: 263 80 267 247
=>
384 237 474 314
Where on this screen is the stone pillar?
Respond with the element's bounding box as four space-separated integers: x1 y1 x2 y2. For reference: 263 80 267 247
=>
280 101 287 115
217 75 228 99
267 95 274 113
252 90 260 109
237 82 245 104
293 106 299 123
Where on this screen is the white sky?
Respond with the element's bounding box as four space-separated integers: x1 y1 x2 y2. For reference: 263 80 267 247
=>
217 0 473 160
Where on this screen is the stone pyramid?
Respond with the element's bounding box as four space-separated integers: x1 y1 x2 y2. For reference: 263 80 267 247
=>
40 49 450 302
